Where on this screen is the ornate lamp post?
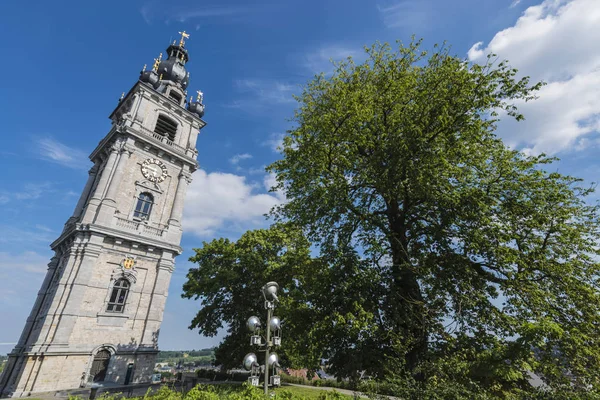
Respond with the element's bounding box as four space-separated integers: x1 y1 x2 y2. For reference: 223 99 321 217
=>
242 282 282 394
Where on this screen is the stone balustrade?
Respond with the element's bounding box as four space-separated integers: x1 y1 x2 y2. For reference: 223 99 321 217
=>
134 125 188 155
115 216 165 238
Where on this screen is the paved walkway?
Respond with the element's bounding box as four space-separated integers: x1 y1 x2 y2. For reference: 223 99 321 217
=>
284 383 368 398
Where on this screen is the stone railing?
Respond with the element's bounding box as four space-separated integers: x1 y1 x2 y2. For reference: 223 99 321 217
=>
134 125 188 156
115 216 165 238
116 217 140 230
143 225 164 237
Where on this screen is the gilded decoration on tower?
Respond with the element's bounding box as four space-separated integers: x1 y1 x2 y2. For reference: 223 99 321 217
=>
178 30 190 47
153 53 163 71
121 256 136 270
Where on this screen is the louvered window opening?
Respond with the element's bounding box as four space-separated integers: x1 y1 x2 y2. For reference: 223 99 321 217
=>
169 91 182 104
106 279 130 313
154 115 177 142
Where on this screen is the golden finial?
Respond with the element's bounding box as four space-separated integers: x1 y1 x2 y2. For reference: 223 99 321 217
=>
119 92 125 102
142 64 147 72
189 95 193 103
153 53 163 71
196 90 204 103
178 31 190 47
159 73 163 80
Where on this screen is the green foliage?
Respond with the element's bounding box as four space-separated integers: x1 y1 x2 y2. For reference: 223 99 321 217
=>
266 38 600 392
68 383 354 400
183 223 316 369
184 385 220 400
184 38 600 396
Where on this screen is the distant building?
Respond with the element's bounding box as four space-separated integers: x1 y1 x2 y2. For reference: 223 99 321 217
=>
0 32 206 397
285 368 319 380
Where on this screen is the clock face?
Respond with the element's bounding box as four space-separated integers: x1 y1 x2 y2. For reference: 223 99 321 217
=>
141 158 168 183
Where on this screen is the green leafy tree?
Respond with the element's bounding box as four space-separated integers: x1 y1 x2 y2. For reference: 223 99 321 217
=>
182 224 316 369
266 39 600 392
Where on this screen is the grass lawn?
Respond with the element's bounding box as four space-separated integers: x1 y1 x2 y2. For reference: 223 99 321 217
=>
204 383 356 399
274 385 355 399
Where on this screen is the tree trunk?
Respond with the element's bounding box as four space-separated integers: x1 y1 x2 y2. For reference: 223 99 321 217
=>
388 211 427 375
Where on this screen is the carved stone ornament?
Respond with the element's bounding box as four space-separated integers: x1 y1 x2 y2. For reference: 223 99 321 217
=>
120 255 136 270
141 158 168 183
113 255 138 284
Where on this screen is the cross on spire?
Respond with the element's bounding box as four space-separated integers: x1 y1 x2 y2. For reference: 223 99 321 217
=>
152 53 162 71
178 31 190 47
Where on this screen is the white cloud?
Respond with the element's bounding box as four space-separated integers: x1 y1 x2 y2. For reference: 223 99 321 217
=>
303 45 363 75
234 79 296 105
0 251 48 274
377 1 432 30
35 224 55 233
510 0 522 8
225 79 297 113
229 153 253 165
0 225 55 245
140 1 249 25
182 169 281 237
263 172 287 203
0 251 51 349
262 133 285 153
467 0 600 154
35 137 88 170
248 166 267 175
14 182 53 200
0 182 55 205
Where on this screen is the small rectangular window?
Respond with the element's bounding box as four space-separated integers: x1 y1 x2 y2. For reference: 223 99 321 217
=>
134 193 154 219
106 279 130 313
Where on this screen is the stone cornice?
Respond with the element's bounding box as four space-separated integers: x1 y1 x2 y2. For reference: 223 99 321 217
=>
109 81 206 128
88 123 199 171
51 223 183 255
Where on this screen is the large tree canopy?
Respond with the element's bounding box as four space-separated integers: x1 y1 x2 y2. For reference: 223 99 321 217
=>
267 40 600 390
184 39 600 396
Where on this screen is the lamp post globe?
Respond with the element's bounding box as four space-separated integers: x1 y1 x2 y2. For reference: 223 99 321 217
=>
267 353 280 367
262 281 279 302
269 316 281 331
246 316 261 332
243 353 259 371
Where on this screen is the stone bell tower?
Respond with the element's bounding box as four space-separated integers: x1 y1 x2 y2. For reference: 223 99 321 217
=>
0 32 206 397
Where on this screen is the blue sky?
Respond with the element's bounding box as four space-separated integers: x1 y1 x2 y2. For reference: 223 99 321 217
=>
1 0 599 353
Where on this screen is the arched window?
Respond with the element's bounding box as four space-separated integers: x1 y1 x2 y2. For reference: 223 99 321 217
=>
90 349 111 382
106 279 130 313
134 192 153 219
154 114 177 142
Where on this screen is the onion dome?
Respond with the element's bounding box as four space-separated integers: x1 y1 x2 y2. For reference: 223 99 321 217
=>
157 43 190 90
187 90 205 118
140 69 160 89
